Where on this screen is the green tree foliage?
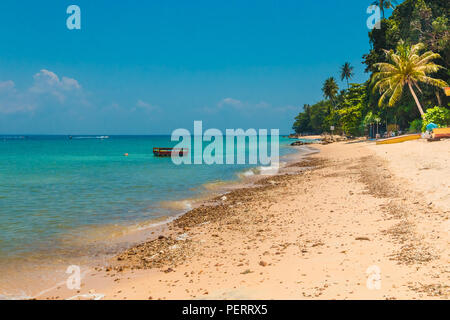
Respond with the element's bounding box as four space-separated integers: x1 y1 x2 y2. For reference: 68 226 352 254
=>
363 111 381 128
311 101 333 132
292 104 312 134
372 0 398 18
363 0 449 110
408 119 423 133
293 85 369 136
422 106 450 131
364 0 449 69
337 83 368 136
292 101 333 134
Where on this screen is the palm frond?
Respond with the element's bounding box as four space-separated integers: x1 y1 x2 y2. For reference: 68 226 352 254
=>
417 76 448 88
388 82 403 106
415 52 442 66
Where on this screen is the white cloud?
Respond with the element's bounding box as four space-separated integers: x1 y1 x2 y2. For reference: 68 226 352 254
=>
218 97 244 108
0 80 36 114
136 99 153 109
0 80 15 91
0 70 84 114
218 98 271 111
30 69 81 102
133 99 161 112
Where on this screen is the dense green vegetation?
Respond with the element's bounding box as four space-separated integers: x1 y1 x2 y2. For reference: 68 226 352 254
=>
293 0 450 136
422 106 450 130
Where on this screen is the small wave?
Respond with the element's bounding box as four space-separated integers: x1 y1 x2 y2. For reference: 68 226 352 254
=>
258 163 281 175
202 180 234 191
159 200 193 211
134 216 178 231
238 163 283 178
238 168 259 178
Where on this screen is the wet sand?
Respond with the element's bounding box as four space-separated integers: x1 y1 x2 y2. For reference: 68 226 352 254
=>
37 140 449 300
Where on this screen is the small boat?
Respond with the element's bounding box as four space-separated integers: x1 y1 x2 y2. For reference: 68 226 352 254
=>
432 127 450 139
153 147 189 157
376 134 421 145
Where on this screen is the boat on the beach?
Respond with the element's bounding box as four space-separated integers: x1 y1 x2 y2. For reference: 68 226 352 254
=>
153 147 189 157
376 134 421 145
432 127 450 139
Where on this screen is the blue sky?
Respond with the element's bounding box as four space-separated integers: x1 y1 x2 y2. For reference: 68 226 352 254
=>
0 1 394 134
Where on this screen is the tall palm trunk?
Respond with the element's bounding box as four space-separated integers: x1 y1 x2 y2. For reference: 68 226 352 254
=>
407 81 425 117
435 90 442 106
380 0 386 18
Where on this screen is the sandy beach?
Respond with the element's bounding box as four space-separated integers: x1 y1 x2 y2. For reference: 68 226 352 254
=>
38 139 449 300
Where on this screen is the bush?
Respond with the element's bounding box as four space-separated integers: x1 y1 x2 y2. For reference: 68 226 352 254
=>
408 119 423 133
422 106 450 132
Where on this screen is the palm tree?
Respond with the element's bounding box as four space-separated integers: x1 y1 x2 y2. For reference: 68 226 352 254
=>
340 62 354 89
322 77 339 104
371 41 448 117
322 77 339 120
372 0 397 19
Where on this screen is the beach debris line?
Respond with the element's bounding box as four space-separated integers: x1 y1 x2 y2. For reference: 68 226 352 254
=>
112 235 194 271
289 134 351 146
176 233 189 241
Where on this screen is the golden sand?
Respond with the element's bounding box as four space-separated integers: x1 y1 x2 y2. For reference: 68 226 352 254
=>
38 140 449 300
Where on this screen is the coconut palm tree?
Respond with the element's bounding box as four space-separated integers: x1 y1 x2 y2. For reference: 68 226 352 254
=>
322 77 339 103
340 62 354 89
372 0 397 19
371 41 448 117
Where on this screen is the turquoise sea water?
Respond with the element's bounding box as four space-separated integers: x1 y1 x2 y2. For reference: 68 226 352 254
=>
0 135 297 288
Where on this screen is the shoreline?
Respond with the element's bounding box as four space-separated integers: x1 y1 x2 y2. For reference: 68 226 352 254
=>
29 145 316 300
0 144 313 300
30 140 450 299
